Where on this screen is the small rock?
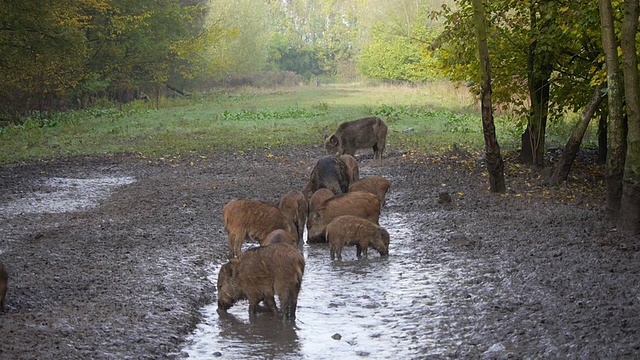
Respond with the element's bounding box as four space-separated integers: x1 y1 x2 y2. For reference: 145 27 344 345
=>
331 333 342 340
213 351 222 357
438 192 452 204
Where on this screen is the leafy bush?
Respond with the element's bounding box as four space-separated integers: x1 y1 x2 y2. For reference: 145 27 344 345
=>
217 106 327 122
443 112 479 133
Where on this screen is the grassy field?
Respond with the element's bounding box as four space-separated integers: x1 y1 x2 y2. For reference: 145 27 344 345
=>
0 82 596 164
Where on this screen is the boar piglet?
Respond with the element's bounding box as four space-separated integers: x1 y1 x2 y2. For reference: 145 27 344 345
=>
307 191 381 243
0 262 7 312
339 154 359 184
308 188 334 215
302 155 351 198
262 229 296 246
349 175 391 207
217 243 305 320
278 190 308 244
326 215 390 260
325 116 388 160
222 199 297 258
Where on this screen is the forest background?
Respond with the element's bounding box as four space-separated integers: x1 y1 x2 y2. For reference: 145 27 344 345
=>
1 0 638 235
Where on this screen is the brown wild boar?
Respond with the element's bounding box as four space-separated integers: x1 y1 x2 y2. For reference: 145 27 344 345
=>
307 191 381 243
326 215 390 260
325 116 388 160
262 229 296 246
302 155 350 198
278 190 308 244
339 154 359 184
217 242 305 320
308 188 334 214
349 175 391 207
0 262 7 312
222 199 297 258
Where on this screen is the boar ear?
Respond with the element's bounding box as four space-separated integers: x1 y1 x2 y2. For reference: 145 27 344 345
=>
328 134 338 145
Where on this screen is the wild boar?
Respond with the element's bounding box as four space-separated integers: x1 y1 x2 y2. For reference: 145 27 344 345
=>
302 155 350 198
307 191 381 243
308 188 334 214
262 229 296 246
349 175 391 207
325 116 388 160
217 242 305 320
222 199 298 258
339 154 359 184
326 215 390 260
0 262 7 312
278 190 308 244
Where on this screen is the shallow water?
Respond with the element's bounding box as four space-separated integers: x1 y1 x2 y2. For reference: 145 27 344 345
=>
183 212 479 359
0 176 136 216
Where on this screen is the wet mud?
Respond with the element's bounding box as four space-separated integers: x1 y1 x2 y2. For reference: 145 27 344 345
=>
0 148 638 359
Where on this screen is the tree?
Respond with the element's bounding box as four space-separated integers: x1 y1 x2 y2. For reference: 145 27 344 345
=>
471 0 505 193
205 0 271 78
549 85 606 185
0 0 102 118
435 1 605 168
356 0 444 82
599 0 626 218
620 0 640 235
357 25 436 82
266 0 359 79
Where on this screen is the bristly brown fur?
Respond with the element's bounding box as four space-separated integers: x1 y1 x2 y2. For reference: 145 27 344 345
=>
349 175 391 207
216 243 305 320
325 116 388 160
326 215 390 260
307 192 381 243
222 199 297 258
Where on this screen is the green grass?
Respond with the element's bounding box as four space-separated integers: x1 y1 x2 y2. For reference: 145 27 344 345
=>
0 81 596 164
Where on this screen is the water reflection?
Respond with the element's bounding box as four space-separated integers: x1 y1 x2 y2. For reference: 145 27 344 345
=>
183 212 457 359
184 280 301 359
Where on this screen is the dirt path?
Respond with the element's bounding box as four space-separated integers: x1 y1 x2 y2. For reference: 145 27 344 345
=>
0 147 638 359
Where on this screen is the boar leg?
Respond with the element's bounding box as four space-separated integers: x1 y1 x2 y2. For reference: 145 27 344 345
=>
329 245 336 260
227 232 244 258
263 296 278 313
278 291 297 320
287 286 300 320
247 296 261 315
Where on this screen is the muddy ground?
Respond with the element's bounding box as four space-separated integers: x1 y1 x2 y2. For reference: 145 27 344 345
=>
0 145 638 359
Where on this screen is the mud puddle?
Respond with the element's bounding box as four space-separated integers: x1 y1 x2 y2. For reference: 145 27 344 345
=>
0 176 136 216
182 212 483 359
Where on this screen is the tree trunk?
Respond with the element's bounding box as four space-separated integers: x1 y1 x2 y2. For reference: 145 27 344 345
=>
598 112 608 164
620 0 640 235
165 83 186 96
472 0 505 193
599 0 627 218
549 86 606 185
522 5 553 168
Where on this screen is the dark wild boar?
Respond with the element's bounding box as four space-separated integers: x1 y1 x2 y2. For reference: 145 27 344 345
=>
217 243 305 320
222 199 297 258
278 190 308 244
339 154 359 184
325 116 388 160
302 155 350 198
262 229 296 246
349 175 391 207
307 191 381 243
0 262 7 312
308 188 334 214
326 215 390 260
